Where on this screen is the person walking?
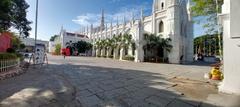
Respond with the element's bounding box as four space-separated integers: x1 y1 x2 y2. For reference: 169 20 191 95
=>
63 51 66 59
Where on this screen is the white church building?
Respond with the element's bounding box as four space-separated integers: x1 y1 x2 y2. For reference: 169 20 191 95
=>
49 28 89 54
81 0 193 63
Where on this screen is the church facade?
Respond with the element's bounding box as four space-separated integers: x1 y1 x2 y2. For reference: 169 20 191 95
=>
82 0 193 63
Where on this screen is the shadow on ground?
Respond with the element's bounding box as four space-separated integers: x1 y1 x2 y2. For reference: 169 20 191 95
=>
181 61 215 67
0 63 218 107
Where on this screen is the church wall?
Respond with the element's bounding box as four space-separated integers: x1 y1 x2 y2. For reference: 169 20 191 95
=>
88 0 193 64
143 22 152 33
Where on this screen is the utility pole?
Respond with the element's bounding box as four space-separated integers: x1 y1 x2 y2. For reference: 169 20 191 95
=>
216 0 222 58
34 0 39 54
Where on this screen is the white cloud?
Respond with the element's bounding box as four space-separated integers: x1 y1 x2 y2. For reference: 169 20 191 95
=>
72 3 151 28
109 0 121 3
72 13 101 27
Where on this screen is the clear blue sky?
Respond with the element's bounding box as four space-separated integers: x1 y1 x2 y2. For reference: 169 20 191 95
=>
25 0 206 41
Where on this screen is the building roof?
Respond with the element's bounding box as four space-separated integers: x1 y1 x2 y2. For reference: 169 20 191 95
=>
65 32 89 38
20 38 49 47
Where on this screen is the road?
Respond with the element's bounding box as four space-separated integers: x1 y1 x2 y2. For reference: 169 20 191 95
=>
0 55 223 107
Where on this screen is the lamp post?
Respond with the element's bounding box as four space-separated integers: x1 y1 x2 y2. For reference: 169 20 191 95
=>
34 0 39 55
216 0 222 59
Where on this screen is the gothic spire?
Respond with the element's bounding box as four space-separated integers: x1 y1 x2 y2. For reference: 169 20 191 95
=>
101 9 105 31
152 0 156 13
110 19 113 28
116 17 119 26
123 16 126 25
141 8 144 21
131 12 134 21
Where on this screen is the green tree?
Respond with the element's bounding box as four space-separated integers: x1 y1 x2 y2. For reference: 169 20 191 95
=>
0 0 32 37
94 40 102 50
143 33 172 58
50 35 58 41
0 0 12 31
105 38 114 49
19 43 25 49
55 44 61 55
120 33 133 49
191 0 223 34
194 34 223 55
73 41 92 53
112 34 121 49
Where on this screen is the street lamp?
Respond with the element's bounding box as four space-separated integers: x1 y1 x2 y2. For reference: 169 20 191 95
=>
34 0 39 52
215 0 222 59
34 0 39 64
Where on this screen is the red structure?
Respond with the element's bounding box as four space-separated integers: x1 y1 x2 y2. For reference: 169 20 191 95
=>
0 32 11 52
61 48 70 56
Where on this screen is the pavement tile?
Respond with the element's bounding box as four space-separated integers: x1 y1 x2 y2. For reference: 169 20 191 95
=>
131 102 159 107
98 84 116 91
124 85 139 92
88 86 105 94
166 99 194 107
145 95 175 107
79 95 103 107
178 97 201 107
76 90 94 97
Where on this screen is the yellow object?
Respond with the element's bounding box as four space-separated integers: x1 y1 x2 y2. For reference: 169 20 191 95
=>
210 67 223 80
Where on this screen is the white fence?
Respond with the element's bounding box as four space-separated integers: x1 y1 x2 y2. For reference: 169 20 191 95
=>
0 58 20 72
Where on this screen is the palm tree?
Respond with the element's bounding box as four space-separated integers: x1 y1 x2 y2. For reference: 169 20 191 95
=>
119 33 133 60
95 40 102 57
159 38 172 53
100 39 107 57
105 38 114 57
143 33 172 62
112 35 121 59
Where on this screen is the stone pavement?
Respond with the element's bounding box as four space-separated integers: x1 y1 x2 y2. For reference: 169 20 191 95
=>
0 55 239 107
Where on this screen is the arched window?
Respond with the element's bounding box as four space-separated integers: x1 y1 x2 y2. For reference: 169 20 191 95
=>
161 3 164 10
159 21 164 33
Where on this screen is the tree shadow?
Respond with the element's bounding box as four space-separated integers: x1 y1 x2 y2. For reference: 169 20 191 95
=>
181 61 215 67
0 63 217 107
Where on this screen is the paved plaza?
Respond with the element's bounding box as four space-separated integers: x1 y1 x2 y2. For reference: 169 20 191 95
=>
0 55 238 107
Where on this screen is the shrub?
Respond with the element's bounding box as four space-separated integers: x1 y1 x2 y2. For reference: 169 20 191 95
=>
19 44 26 49
6 48 16 53
108 55 113 58
55 44 61 55
115 56 120 59
16 53 24 61
123 55 135 61
101 55 107 58
0 53 18 60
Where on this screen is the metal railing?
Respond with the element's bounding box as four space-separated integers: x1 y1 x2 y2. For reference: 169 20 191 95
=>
0 58 20 73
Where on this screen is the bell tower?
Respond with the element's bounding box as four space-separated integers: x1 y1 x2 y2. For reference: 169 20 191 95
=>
152 0 167 12
166 0 181 63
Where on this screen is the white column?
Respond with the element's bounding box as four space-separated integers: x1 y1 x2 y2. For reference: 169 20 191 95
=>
92 48 96 57
219 0 240 94
113 47 119 59
128 45 133 56
120 17 126 60
101 48 105 57
120 47 125 60
135 20 144 62
110 21 113 38
106 48 112 58
96 49 100 57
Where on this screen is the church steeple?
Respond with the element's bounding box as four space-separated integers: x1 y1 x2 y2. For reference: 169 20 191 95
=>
100 9 105 31
152 0 157 13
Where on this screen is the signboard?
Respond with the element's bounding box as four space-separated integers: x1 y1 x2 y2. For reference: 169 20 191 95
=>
34 44 46 64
